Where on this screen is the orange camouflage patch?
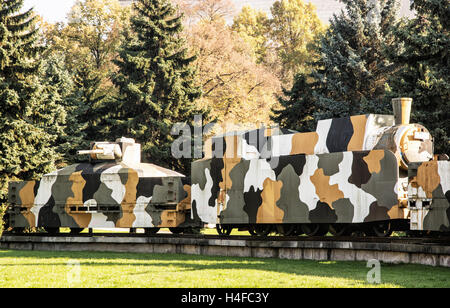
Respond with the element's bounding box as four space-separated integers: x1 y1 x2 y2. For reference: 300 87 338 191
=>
19 181 36 227
220 158 241 191
117 169 139 227
159 210 185 228
219 157 241 211
19 181 35 206
363 150 385 174
416 162 440 199
290 132 319 155
66 171 91 227
387 204 408 219
256 178 284 223
347 115 367 151
177 184 192 211
218 135 242 208
310 168 344 208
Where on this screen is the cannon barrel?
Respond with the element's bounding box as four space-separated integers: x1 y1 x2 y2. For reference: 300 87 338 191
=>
77 143 123 161
77 149 106 155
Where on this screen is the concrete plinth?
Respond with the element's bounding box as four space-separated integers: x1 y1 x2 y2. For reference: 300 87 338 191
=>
1 235 449 267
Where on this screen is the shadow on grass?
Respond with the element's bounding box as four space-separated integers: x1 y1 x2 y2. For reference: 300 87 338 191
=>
0 249 449 288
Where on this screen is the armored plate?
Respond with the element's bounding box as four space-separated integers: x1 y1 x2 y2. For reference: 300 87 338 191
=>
408 161 450 231
191 150 402 225
8 162 191 229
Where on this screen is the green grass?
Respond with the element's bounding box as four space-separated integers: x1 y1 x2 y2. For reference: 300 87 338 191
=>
0 250 449 288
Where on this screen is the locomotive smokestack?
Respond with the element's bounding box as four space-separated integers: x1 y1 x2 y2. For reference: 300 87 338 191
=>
392 97 412 125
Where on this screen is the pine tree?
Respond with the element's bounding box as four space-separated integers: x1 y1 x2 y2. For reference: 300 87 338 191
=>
109 0 201 172
38 52 74 165
68 65 108 157
0 0 64 201
271 72 317 132
387 0 449 154
312 0 399 120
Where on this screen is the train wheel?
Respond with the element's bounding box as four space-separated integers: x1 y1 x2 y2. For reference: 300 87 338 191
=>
44 227 60 235
248 226 257 236
294 224 305 236
301 224 329 237
144 228 160 235
250 225 272 237
184 227 202 235
329 224 351 236
216 225 232 236
367 221 392 237
276 224 296 236
169 228 183 234
406 230 424 237
11 227 25 234
70 228 84 234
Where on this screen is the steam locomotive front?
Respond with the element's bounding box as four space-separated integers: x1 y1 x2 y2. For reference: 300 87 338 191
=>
366 98 434 171
367 98 448 233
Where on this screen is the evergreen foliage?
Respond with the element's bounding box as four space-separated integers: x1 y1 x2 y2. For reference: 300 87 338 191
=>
273 0 402 132
271 72 317 132
312 0 400 120
109 0 202 172
66 65 108 161
0 0 64 201
38 53 75 165
387 0 449 154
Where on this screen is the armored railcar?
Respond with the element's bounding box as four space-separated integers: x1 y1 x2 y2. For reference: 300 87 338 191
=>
191 98 448 236
6 138 199 234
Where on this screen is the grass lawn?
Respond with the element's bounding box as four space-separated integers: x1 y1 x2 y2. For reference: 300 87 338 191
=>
0 249 449 288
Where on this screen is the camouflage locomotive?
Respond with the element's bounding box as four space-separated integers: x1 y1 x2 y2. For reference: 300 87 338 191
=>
191 98 449 236
4 98 450 237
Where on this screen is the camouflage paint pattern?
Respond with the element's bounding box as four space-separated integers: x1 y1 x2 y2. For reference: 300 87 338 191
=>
191 149 402 225
5 102 443 233
7 161 196 229
194 110 436 228
408 161 450 231
205 114 433 172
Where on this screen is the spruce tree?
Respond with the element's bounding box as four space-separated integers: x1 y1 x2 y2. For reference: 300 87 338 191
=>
387 0 449 154
0 0 63 201
109 0 201 172
39 53 74 165
312 0 399 120
67 65 108 161
271 72 317 132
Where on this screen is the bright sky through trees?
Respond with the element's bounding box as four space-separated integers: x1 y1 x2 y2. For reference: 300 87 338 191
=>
24 0 413 24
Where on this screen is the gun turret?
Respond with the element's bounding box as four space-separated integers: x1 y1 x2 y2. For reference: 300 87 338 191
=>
77 138 141 164
77 142 122 161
